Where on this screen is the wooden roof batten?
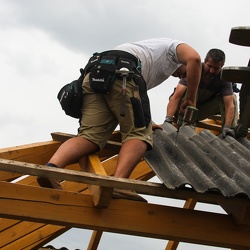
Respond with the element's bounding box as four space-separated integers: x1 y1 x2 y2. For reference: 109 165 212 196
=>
0 129 250 250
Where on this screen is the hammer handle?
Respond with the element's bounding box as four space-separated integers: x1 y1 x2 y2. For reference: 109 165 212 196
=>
120 88 126 116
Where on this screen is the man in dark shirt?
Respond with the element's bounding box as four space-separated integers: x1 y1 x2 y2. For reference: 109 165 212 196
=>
166 48 238 138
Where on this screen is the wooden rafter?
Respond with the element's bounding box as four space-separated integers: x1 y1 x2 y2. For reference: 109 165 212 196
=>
0 181 250 250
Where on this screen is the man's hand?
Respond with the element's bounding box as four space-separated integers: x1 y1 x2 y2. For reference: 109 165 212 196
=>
152 124 162 131
222 125 235 138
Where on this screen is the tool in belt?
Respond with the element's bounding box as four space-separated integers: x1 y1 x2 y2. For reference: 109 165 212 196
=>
115 68 134 116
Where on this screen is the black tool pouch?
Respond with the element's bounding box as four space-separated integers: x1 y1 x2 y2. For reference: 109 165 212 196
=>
57 69 84 119
89 56 117 94
130 97 146 128
132 74 151 128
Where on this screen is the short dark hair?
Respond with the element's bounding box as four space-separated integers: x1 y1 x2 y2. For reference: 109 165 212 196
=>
205 49 225 65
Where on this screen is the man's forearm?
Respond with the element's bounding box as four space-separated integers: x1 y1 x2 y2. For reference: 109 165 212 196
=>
225 106 234 126
185 61 201 105
166 97 178 116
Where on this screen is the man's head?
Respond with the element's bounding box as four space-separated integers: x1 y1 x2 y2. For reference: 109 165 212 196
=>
203 48 225 81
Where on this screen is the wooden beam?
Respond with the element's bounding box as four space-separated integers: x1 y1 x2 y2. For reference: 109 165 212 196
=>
1 221 44 248
96 140 121 161
0 173 88 250
0 219 20 232
0 158 249 210
0 155 154 250
2 223 67 250
50 132 75 142
219 201 250 225
0 182 249 250
83 154 113 249
166 198 197 250
129 159 155 181
0 171 21 182
51 131 122 144
196 121 222 132
84 154 113 208
51 131 122 161
87 230 103 250
0 141 61 165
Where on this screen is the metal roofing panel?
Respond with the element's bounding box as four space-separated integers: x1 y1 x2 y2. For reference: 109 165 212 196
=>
144 123 250 199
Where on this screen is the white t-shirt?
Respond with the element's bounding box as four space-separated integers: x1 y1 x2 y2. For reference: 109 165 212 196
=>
114 38 183 90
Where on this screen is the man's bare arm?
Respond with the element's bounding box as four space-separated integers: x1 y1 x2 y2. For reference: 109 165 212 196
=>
176 43 201 112
223 95 235 126
166 83 187 117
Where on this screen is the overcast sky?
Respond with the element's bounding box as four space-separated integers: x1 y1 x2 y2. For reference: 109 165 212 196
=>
0 0 249 249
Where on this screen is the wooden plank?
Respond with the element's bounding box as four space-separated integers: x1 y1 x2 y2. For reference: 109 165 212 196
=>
196 122 221 132
219 201 250 225
0 171 21 182
0 219 20 232
165 241 179 250
0 158 250 208
0 182 249 250
51 131 122 144
101 155 155 181
50 132 75 142
0 155 152 249
0 141 61 164
166 198 197 250
96 140 121 161
0 221 44 248
83 154 113 207
87 230 103 250
51 132 121 161
0 174 89 249
2 224 67 250
229 26 250 46
0 171 89 248
1 224 66 250
130 159 155 181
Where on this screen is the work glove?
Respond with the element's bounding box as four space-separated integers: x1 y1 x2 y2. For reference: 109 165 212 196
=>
222 125 235 138
234 123 248 138
164 116 174 124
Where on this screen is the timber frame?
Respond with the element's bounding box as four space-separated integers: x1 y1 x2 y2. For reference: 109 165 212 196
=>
0 123 250 250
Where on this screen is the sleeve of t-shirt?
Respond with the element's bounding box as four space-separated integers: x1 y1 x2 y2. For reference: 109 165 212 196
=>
168 40 184 64
221 81 233 96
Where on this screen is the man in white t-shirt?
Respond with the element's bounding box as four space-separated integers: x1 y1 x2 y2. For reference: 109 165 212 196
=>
37 38 201 201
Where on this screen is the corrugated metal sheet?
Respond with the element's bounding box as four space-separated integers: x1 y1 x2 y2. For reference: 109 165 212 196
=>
144 122 250 199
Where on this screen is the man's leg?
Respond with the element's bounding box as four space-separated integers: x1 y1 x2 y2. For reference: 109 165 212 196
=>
49 137 99 168
37 137 99 189
113 139 147 178
112 138 148 202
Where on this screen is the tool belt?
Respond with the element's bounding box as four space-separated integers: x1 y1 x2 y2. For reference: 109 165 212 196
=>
83 50 151 128
84 50 141 94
